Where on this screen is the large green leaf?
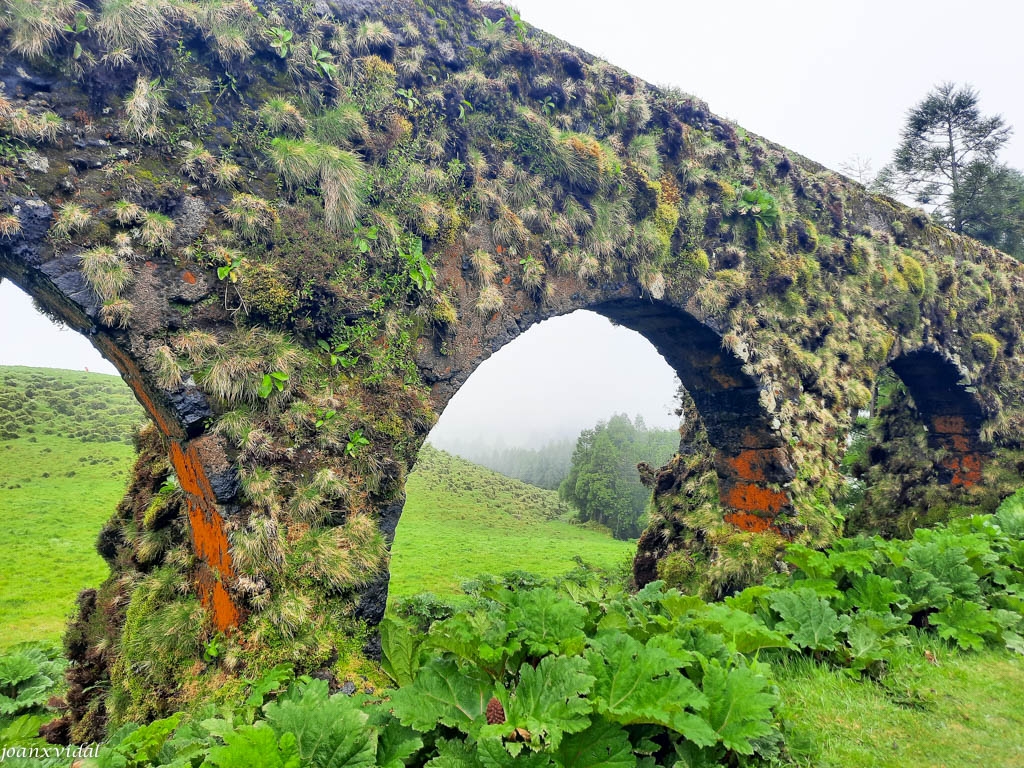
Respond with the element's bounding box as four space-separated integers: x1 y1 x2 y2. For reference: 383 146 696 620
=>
844 573 909 613
428 611 522 676
101 713 183 765
204 723 302 768
263 680 376 768
691 605 792 655
769 588 849 651
485 655 594 750
476 738 556 767
928 599 999 651
509 588 588 657
904 542 980 601
389 658 494 736
586 632 712 745
425 737 483 768
699 660 778 755
376 718 423 768
554 716 636 768
381 618 424 686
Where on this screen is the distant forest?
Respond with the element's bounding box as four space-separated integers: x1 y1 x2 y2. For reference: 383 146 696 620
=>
436 414 681 540
560 414 680 540
431 438 576 490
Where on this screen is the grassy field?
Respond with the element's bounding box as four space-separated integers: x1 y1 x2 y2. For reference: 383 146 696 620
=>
388 445 635 597
0 367 635 642
777 634 1024 767
0 366 145 649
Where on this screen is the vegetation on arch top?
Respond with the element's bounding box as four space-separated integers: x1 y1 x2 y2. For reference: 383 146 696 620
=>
3 0 1024 420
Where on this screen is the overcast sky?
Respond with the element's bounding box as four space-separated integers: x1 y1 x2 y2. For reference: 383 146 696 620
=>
3 0 1022 446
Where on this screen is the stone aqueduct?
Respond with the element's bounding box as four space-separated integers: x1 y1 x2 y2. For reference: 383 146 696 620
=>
2 0 1024 726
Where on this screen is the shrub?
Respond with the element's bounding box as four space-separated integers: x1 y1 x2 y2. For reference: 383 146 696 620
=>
0 0 76 59
139 211 175 250
223 194 277 242
0 214 21 238
259 98 307 136
123 76 165 142
267 137 322 187
310 103 367 146
476 284 504 315
112 199 143 226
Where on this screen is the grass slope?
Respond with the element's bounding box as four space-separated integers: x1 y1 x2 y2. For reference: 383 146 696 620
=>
0 366 145 649
388 445 635 598
778 637 1024 767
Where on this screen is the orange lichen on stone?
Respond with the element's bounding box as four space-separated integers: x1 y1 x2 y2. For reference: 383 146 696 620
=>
720 481 790 515
931 415 969 434
946 434 972 453
169 439 241 631
724 511 774 533
722 449 766 481
169 441 217 505
196 566 242 633
947 453 984 488
183 497 234 578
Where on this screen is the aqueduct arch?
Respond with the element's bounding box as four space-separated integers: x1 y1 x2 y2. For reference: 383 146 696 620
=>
3 0 1024 731
888 347 987 487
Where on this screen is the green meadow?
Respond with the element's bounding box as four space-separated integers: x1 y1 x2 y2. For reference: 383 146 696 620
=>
0 366 144 648
387 445 635 598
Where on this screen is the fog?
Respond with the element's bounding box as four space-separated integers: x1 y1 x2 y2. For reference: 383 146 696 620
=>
428 311 681 450
2 0 1022 449
0 281 118 375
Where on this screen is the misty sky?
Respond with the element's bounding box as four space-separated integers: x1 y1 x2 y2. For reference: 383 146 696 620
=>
2 0 1023 447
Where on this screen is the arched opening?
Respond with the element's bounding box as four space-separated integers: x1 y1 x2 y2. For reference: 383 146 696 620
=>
0 280 137 646
889 348 987 487
842 348 990 536
592 299 794 530
379 298 796 620
388 309 681 603
0 260 242 637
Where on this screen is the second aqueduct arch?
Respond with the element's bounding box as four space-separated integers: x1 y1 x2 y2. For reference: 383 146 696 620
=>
2 0 1024 733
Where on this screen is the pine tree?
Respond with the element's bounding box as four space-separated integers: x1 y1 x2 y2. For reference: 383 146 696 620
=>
890 82 1012 234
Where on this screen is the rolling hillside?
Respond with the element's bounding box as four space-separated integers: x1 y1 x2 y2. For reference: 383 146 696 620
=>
0 366 146 648
388 445 635 597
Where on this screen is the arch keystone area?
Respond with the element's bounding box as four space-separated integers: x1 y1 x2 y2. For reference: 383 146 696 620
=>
2 0 1024 728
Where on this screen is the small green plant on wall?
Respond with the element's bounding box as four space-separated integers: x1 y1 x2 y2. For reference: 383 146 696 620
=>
736 188 780 243
257 371 289 399
317 339 356 369
345 428 370 458
401 237 435 293
268 26 292 58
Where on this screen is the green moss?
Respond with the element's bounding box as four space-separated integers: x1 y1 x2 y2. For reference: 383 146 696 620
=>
239 261 297 324
681 248 710 273
900 253 926 295
970 332 1000 365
